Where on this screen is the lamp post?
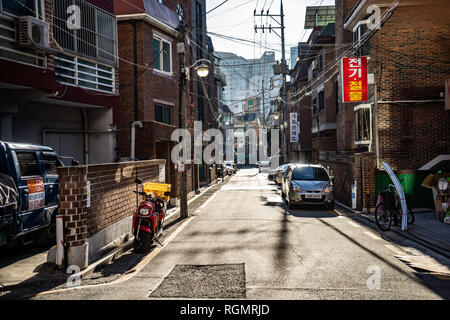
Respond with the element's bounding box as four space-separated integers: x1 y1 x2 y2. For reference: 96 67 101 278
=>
177 22 210 218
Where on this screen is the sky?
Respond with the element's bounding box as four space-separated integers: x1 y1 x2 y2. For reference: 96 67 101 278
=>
206 0 335 63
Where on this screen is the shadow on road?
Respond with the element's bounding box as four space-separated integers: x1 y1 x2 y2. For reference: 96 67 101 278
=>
317 218 450 299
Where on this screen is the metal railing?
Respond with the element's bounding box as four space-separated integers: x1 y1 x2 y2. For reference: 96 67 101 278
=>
0 12 46 67
55 54 115 93
53 0 117 65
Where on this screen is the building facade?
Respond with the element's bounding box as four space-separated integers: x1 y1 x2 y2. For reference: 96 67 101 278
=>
0 0 119 164
290 1 450 211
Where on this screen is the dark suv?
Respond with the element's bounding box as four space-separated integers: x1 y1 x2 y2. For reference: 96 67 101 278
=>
0 141 64 247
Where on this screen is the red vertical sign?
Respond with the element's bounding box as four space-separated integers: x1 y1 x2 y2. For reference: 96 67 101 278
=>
341 57 368 103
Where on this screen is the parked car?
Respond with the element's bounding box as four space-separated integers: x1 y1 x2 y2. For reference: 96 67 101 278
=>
274 164 291 185
258 161 270 173
0 141 66 247
224 161 236 175
281 163 335 210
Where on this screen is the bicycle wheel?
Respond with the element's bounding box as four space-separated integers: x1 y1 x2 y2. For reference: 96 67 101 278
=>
397 209 415 225
375 203 392 231
408 209 415 225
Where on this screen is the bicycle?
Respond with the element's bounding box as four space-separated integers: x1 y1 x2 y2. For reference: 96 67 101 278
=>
375 184 415 231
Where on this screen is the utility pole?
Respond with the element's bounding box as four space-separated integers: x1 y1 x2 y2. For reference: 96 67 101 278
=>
177 21 188 218
262 79 265 128
254 0 287 162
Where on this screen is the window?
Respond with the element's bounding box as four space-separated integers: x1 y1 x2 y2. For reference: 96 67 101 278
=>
312 97 318 114
195 1 203 60
353 21 370 57
42 153 63 176
318 90 325 112
1 0 43 18
155 104 172 125
355 104 371 143
291 167 329 181
15 152 41 177
176 4 184 21
153 36 171 73
53 0 117 64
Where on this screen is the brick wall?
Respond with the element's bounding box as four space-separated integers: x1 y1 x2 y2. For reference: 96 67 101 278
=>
57 159 165 268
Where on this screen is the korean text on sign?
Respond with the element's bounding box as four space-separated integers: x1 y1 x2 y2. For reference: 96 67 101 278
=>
341 57 368 103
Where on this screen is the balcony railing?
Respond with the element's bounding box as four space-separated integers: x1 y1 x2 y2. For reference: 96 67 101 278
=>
55 54 114 93
54 0 118 65
0 12 46 67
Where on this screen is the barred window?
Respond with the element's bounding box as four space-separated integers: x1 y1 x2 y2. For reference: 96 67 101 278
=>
53 0 117 64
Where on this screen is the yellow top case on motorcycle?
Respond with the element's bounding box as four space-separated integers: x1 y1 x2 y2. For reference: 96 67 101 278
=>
143 182 171 202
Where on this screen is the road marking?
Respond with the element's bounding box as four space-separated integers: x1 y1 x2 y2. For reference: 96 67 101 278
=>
384 244 405 255
364 231 382 240
347 221 360 228
199 192 218 209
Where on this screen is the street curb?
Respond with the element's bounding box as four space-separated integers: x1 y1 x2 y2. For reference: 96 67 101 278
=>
79 237 135 279
335 202 450 259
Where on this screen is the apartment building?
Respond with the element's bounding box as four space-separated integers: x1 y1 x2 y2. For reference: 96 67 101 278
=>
330 0 450 210
0 0 119 164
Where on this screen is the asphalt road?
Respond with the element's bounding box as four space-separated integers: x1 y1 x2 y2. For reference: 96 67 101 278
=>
25 168 450 299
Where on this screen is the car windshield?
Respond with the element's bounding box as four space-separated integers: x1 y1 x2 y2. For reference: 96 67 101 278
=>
291 167 329 181
279 164 289 171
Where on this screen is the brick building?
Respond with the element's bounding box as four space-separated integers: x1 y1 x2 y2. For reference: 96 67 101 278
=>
289 19 338 163
315 0 450 210
113 0 218 204
0 0 119 164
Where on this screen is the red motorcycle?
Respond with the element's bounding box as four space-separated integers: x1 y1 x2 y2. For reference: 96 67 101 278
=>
132 178 171 253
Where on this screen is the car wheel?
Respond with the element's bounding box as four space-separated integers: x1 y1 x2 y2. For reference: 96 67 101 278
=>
327 201 335 211
288 197 295 210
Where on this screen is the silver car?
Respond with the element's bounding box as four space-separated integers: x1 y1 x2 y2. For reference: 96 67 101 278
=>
281 164 335 210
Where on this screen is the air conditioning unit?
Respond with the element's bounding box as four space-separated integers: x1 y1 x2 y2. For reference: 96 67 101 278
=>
18 16 50 49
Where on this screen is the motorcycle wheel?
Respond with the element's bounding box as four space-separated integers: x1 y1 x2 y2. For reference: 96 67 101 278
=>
133 232 153 253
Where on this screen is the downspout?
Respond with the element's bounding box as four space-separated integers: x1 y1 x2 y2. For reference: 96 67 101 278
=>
131 121 143 161
133 21 138 122
130 21 141 161
82 108 89 165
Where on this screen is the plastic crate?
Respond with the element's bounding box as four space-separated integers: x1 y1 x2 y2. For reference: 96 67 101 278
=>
143 182 171 202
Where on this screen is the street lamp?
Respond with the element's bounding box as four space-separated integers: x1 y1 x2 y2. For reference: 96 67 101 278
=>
187 59 211 79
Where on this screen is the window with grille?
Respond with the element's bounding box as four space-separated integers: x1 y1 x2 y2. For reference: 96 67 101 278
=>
53 0 117 64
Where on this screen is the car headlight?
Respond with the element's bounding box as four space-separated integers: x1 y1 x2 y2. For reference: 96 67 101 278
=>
140 208 150 216
438 178 448 191
324 185 333 193
293 186 302 193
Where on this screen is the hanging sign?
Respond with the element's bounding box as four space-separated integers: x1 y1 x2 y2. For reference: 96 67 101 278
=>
27 178 45 210
341 57 369 103
290 112 298 143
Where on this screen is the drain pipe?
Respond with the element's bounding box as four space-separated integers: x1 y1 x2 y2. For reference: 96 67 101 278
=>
56 215 64 268
82 108 89 165
130 121 143 161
